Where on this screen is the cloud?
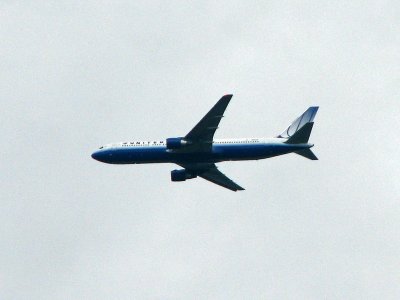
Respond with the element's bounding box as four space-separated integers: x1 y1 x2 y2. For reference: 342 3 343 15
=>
1 1 399 299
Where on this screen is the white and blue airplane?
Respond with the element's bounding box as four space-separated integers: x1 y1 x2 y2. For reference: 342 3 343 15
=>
91 95 318 191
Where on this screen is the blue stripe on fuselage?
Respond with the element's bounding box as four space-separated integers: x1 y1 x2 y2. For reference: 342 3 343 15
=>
91 142 307 164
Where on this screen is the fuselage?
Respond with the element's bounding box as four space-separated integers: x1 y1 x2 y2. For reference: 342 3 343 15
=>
91 138 313 165
91 95 318 191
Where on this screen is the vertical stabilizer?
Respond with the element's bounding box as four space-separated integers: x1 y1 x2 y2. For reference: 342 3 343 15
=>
277 106 319 139
277 106 319 140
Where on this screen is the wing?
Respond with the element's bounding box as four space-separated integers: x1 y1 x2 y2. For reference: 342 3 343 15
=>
179 163 245 192
183 94 232 152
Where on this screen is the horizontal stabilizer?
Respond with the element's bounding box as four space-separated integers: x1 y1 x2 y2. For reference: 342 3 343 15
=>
295 148 318 160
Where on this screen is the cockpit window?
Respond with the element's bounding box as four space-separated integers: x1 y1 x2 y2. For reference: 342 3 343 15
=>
99 146 103 149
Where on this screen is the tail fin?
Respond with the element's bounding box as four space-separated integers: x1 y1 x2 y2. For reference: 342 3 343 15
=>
285 122 314 144
277 106 319 144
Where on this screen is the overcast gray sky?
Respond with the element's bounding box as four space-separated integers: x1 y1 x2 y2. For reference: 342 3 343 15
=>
1 1 400 299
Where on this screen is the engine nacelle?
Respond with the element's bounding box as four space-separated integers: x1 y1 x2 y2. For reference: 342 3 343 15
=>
171 169 197 182
166 137 188 149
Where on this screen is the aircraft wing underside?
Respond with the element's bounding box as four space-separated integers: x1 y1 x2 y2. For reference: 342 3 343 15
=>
182 94 232 152
178 163 245 191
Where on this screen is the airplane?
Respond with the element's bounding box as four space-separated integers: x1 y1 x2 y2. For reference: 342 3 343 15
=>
91 95 319 191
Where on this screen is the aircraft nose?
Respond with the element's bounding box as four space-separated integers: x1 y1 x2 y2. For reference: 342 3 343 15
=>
91 150 107 162
91 151 101 161
91 149 113 163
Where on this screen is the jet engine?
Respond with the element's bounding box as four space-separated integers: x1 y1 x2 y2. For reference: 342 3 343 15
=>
166 137 189 149
171 169 197 182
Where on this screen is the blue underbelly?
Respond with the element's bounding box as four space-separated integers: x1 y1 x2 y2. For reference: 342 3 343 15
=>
213 144 296 160
111 147 169 164
102 144 303 164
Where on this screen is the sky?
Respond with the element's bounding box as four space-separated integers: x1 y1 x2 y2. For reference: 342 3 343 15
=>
1 1 400 299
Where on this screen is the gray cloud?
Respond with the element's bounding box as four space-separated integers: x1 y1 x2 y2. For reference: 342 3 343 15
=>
1 1 399 299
